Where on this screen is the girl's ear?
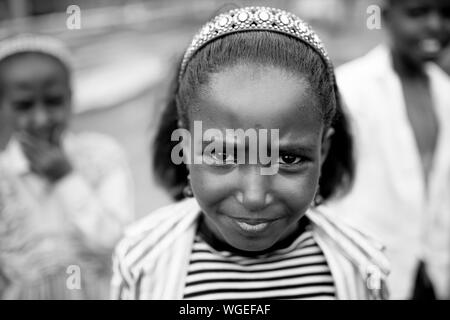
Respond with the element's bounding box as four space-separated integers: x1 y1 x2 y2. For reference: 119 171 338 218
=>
320 127 334 167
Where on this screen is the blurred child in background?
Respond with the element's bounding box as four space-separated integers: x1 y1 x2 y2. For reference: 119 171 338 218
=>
0 34 135 299
327 0 450 299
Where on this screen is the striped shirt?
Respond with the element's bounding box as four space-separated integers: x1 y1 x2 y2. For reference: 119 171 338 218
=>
183 225 336 300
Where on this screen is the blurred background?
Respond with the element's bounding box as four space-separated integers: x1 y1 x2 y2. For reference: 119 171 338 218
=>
0 0 447 218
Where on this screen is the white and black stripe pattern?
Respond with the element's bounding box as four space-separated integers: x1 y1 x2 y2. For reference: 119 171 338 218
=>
183 230 336 300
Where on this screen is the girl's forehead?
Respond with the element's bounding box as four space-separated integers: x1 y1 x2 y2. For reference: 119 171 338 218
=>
191 64 322 132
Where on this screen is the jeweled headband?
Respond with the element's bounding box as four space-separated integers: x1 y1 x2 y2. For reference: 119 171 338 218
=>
179 6 335 85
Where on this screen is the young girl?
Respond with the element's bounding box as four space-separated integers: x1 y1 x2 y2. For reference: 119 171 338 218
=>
112 7 390 300
0 34 134 299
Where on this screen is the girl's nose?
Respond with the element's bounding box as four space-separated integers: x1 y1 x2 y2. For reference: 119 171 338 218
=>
237 167 274 211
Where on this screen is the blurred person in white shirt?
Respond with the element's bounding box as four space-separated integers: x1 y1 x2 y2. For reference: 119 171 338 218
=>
440 45 450 74
0 75 12 150
0 34 135 299
326 0 450 299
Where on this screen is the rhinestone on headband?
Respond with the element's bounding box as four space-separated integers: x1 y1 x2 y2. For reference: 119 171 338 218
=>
179 7 334 83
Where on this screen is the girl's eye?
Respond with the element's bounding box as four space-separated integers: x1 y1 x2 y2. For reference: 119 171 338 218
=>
13 100 33 111
279 154 302 165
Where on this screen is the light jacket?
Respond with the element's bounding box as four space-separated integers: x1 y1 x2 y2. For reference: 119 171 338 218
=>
111 198 390 300
329 45 450 299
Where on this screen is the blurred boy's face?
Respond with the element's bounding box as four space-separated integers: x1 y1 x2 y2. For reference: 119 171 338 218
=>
0 53 71 144
384 0 450 64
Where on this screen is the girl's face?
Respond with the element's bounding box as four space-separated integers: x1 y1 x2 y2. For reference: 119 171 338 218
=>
0 53 71 143
384 0 450 64
187 64 331 252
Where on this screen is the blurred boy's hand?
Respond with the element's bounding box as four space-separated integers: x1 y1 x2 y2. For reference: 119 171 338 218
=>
18 132 73 183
